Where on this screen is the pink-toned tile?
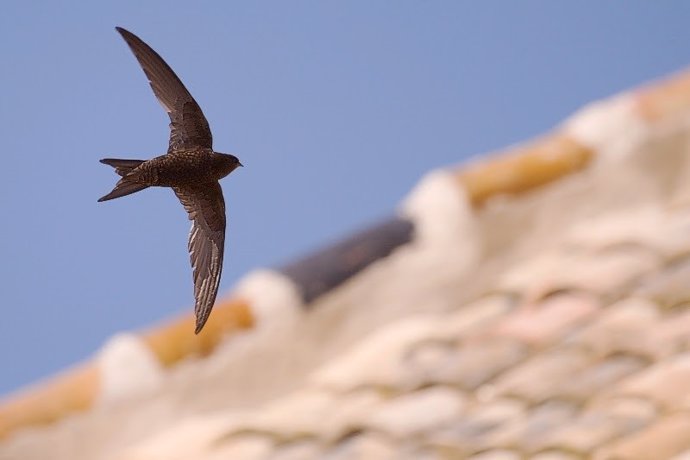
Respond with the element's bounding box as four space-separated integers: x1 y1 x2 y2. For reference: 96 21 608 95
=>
491 348 590 403
635 70 690 123
594 413 690 460
493 293 598 347
615 353 690 410
570 298 664 359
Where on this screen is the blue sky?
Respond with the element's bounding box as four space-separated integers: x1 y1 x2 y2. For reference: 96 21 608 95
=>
1 2 689 395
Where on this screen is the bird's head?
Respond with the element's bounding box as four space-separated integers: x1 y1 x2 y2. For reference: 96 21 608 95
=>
214 152 243 178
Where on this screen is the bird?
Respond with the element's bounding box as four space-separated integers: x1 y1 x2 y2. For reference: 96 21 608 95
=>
98 27 242 334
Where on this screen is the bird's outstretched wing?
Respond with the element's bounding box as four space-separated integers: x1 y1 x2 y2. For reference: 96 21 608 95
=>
173 182 226 334
116 27 213 152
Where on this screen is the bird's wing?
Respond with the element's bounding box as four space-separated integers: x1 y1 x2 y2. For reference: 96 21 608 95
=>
173 182 226 333
116 27 213 152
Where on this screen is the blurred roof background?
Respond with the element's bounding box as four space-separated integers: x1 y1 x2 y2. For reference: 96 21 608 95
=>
2 2 690 397
3 59 690 459
4 2 690 459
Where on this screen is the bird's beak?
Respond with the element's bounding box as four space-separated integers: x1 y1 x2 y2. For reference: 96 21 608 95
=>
239 162 244 167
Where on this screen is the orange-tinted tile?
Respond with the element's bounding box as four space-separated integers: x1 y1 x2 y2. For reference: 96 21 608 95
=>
636 70 690 123
142 296 255 367
456 134 593 207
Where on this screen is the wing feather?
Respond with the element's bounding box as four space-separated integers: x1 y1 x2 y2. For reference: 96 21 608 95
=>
173 183 226 333
116 27 213 152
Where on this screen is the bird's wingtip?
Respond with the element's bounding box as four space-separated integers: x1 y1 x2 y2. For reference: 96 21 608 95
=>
114 26 130 37
194 316 208 335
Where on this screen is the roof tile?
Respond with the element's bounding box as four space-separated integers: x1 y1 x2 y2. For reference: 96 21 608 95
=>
531 452 582 460
467 450 521 460
588 396 657 434
672 449 690 460
226 389 381 443
239 390 336 440
310 315 441 392
321 432 396 460
546 400 652 454
558 354 646 404
265 440 321 460
636 71 690 122
362 386 465 439
594 412 690 460
569 297 663 360
484 400 579 453
498 248 660 301
492 292 598 347
443 293 515 335
491 348 591 403
636 258 690 309
428 399 526 455
411 338 526 391
564 205 678 258
207 435 272 460
615 353 690 410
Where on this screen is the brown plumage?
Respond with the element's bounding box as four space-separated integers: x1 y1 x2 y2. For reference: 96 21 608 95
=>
99 27 242 334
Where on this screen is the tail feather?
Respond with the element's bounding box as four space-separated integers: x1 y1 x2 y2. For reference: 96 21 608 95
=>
99 158 148 202
98 177 149 202
100 158 145 177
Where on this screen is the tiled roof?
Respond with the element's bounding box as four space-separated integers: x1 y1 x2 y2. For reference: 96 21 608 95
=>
3 70 690 459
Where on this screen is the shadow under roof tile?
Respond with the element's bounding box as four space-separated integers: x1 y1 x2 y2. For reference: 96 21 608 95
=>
265 440 322 460
321 432 396 460
467 450 522 460
546 398 655 455
635 257 690 310
531 452 582 460
207 435 273 460
428 398 526 455
484 400 579 453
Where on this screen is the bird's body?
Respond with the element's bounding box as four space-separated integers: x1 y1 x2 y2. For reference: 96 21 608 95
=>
104 149 238 188
99 27 242 334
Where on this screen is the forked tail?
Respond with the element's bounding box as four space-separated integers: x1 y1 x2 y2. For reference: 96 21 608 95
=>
98 158 149 202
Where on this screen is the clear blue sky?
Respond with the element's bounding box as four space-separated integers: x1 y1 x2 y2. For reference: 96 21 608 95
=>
1 2 689 395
